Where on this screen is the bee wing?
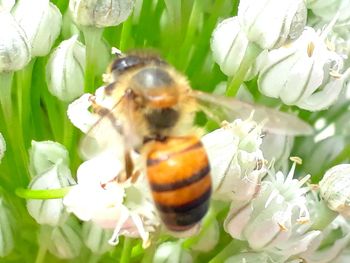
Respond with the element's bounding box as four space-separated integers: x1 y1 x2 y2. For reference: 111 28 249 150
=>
191 90 314 136
79 101 126 160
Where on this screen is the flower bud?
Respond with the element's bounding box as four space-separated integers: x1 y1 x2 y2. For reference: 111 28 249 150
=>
0 133 5 164
238 0 307 49
69 0 135 28
27 163 76 226
0 11 31 72
46 35 86 102
202 118 266 202
29 140 69 176
211 17 268 79
319 164 350 218
12 0 62 57
211 17 249 77
39 218 82 259
153 242 192 263
258 27 349 111
82 221 113 254
0 198 15 257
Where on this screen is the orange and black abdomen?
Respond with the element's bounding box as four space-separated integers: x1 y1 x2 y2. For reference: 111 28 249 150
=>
146 136 211 231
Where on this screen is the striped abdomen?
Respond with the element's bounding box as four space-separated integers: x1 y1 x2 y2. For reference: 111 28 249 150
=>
146 136 211 231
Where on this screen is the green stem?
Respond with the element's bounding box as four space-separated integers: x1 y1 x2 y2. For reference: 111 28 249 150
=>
178 0 202 70
208 239 247 263
15 187 72 199
119 16 133 51
225 42 262 97
120 237 133 263
34 244 47 263
83 27 103 93
141 242 156 263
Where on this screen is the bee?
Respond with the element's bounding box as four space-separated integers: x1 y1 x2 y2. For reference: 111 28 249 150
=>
83 51 312 232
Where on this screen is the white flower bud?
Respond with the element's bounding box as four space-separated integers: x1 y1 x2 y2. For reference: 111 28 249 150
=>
69 0 135 28
12 0 62 57
0 133 5 164
202 118 266 202
0 198 15 257
238 0 307 49
319 164 350 218
27 163 76 226
224 163 320 259
29 140 69 176
211 17 268 79
0 0 14 11
211 17 249 76
46 35 86 102
153 242 192 263
39 218 82 259
0 11 31 72
258 27 349 111
82 221 113 254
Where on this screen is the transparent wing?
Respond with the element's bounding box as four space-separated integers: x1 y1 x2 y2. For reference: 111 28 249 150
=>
79 100 126 160
191 90 314 136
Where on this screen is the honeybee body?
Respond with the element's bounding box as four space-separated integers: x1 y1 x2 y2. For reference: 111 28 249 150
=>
101 52 210 231
146 136 211 231
87 52 311 232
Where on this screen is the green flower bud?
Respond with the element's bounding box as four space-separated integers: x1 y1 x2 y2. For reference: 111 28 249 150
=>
82 221 113 254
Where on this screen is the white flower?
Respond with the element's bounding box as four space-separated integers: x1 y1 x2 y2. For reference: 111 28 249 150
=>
0 198 15 257
46 35 86 102
69 0 135 28
0 133 5 164
12 0 62 57
63 149 159 248
201 117 266 202
319 164 350 218
82 221 113 254
300 216 350 263
153 241 192 263
39 218 83 259
258 27 350 111
224 252 270 263
238 0 307 49
27 141 75 226
0 10 31 72
224 163 320 260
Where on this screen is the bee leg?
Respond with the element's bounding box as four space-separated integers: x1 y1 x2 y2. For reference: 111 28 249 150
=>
131 170 141 183
118 150 134 183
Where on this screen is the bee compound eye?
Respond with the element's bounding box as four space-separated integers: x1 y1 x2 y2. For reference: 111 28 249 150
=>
110 56 142 73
